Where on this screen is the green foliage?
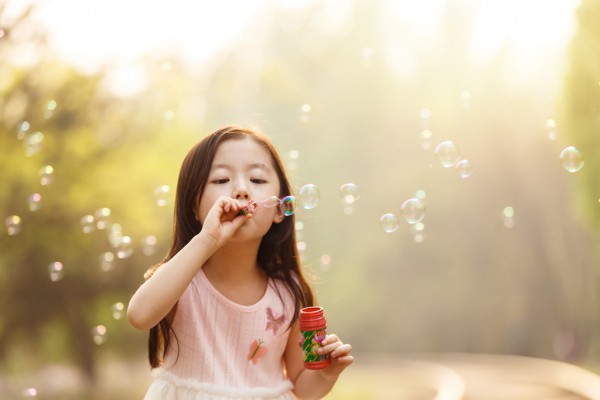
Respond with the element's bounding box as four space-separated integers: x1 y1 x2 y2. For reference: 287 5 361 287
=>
561 0 600 232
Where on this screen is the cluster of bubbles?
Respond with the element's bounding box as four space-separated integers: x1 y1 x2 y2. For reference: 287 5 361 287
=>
434 140 473 178
380 190 427 239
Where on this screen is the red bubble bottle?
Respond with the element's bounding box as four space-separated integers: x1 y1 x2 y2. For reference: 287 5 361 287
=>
299 306 330 370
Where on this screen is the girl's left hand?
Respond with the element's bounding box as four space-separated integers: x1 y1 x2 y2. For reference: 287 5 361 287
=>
316 334 354 380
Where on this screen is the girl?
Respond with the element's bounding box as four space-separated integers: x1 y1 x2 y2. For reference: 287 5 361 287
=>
127 126 354 399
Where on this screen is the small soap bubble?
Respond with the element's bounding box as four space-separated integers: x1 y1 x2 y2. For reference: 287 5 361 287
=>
45 100 57 118
319 254 332 272
297 241 307 252
163 110 175 121
502 206 515 228
27 193 42 211
419 108 432 120
455 159 473 178
415 190 426 200
6 215 22 235
434 141 460 168
108 224 123 247
112 302 125 320
340 183 361 205
81 215 96 234
281 196 296 216
48 261 64 282
154 185 170 207
94 208 111 230
380 213 399 233
142 235 157 256
295 221 304 231
17 121 30 140
299 184 320 209
92 325 107 345
559 146 583 173
413 233 425 243
401 198 426 224
24 131 44 156
461 90 472 109
100 252 115 272
21 388 37 398
414 222 425 232
286 150 300 170
421 129 432 139
39 165 55 185
116 235 134 259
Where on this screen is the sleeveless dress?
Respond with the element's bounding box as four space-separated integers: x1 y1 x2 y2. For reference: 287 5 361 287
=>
143 269 296 400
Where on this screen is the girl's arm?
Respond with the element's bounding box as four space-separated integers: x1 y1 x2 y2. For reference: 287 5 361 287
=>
285 320 354 400
127 196 250 330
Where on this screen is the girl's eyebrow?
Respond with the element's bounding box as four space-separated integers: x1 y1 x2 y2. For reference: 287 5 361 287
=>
210 163 272 172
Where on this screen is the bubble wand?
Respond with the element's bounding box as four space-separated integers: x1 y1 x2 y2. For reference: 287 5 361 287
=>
238 195 296 216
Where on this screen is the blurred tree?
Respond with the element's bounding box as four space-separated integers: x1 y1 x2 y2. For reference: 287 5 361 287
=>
0 4 193 387
561 0 600 234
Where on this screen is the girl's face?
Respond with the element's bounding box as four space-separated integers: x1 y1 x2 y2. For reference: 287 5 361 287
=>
197 137 284 240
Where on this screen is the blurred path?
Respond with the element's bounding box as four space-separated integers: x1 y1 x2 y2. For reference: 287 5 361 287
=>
330 353 600 400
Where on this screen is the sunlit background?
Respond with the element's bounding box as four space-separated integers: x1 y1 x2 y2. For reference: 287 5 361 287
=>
2 0 600 398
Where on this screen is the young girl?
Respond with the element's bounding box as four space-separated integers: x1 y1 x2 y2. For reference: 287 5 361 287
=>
127 126 354 399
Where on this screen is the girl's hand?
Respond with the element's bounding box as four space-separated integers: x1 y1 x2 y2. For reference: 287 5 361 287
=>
199 196 252 248
316 334 354 380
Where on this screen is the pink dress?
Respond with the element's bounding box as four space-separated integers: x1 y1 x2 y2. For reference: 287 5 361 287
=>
143 269 296 400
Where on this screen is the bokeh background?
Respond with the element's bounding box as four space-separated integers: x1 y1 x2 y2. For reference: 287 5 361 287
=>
1 0 600 398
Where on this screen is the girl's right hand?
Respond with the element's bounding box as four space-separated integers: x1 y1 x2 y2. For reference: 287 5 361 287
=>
199 196 252 248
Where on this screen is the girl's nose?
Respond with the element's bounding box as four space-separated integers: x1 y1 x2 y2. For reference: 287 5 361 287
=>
233 182 250 200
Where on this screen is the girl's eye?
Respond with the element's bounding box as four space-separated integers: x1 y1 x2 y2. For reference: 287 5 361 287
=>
212 178 229 184
251 178 267 184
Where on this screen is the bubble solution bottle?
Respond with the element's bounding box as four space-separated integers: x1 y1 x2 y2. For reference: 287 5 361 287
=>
299 306 330 370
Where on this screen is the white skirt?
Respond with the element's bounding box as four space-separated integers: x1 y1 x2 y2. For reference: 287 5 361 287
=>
144 370 296 400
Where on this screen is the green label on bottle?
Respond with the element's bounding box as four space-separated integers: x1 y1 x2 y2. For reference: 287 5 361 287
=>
301 328 328 363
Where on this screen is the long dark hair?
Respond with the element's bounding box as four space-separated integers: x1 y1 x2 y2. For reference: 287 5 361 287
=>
144 125 314 368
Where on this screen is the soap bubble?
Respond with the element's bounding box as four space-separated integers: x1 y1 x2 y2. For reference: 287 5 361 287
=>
6 215 22 235
94 208 111 230
21 388 37 398
116 236 134 259
455 159 473 178
48 262 64 282
281 196 296 216
23 131 44 156
434 141 460 168
502 206 515 228
92 325 107 345
559 146 583 173
154 185 170 206
39 165 55 185
112 302 125 320
260 196 280 207
340 183 361 205
298 184 320 209
45 100 57 119
401 198 426 224
27 193 42 211
80 215 95 234
142 235 157 256
108 224 123 247
380 213 399 233
100 252 115 272
17 121 30 140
